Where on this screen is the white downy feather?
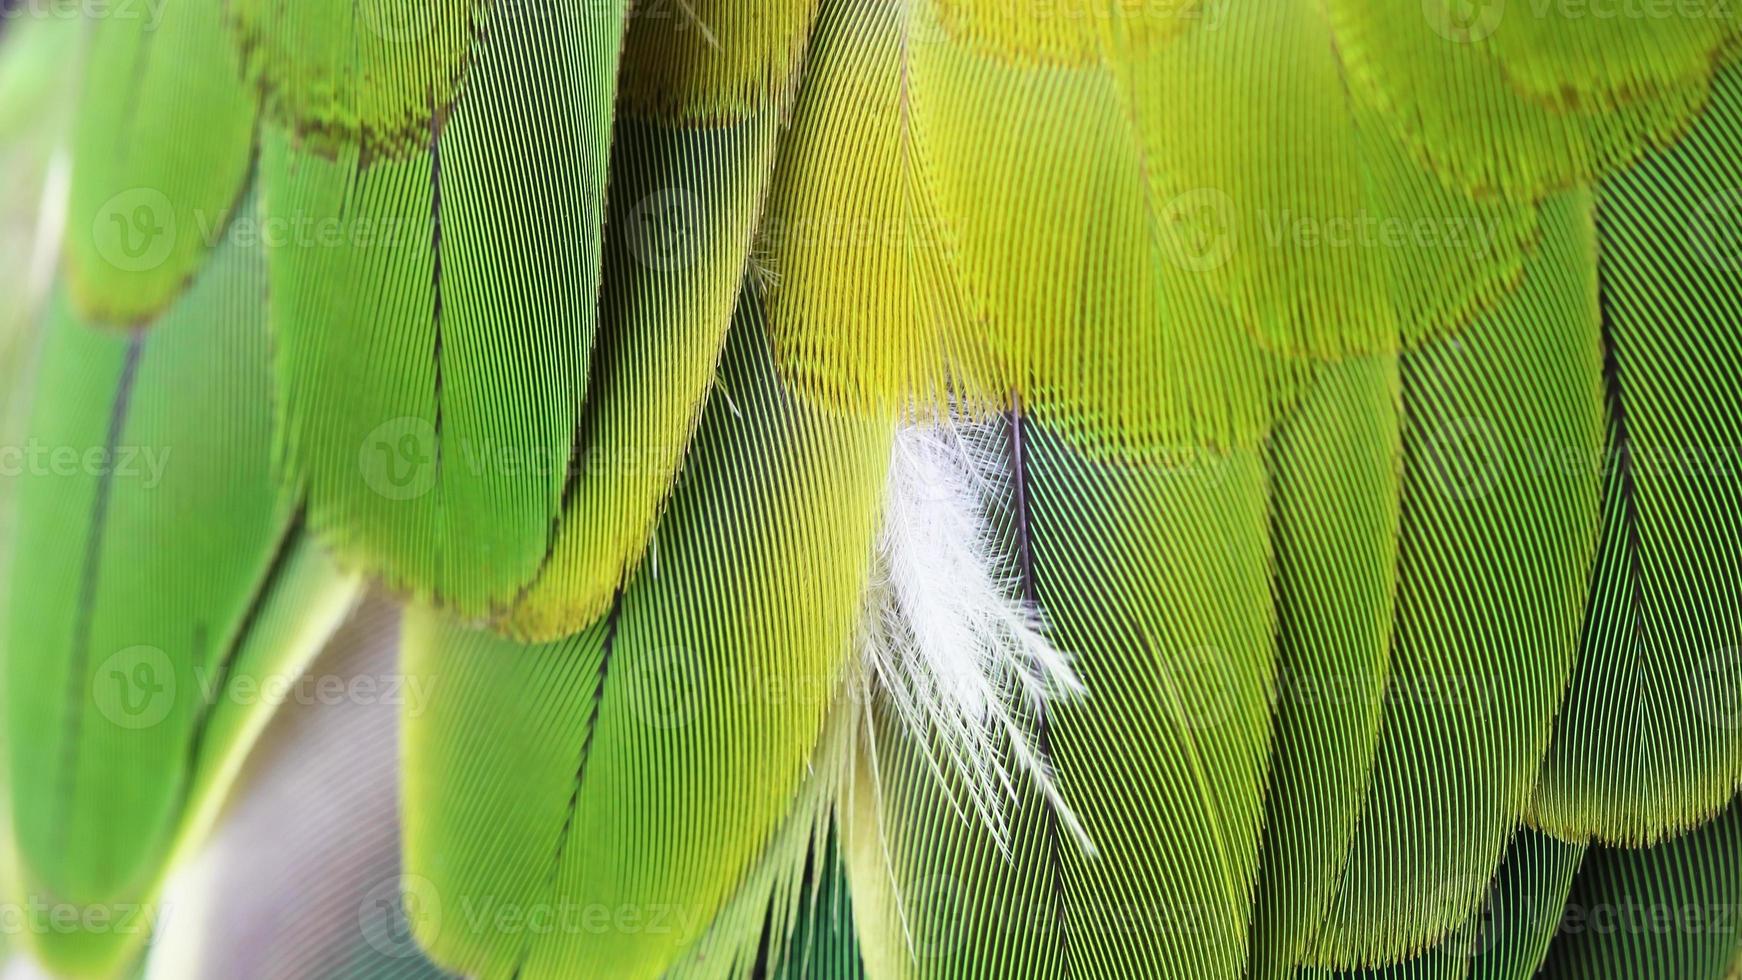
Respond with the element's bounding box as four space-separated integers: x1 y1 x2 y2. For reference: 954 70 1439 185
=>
860 419 1092 853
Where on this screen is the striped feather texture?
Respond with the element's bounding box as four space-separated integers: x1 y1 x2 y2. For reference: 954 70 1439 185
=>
6 189 360 976
267 0 622 619
0 3 1738 980
400 291 889 978
1529 61 1742 846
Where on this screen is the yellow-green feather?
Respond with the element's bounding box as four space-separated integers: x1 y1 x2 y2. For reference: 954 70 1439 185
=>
1249 354 1402 980
1529 62 1742 846
846 412 1277 980
501 107 784 641
402 291 889 979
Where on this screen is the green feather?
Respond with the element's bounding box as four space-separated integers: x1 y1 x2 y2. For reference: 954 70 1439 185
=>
1310 190 1606 968
1301 830 1585 980
1468 833 1587 980
666 695 861 980
5 198 358 976
228 0 484 158
1529 62 1742 846
841 668 1068 979
502 106 784 641
6 4 1742 979
1250 353 1402 979
62 0 255 325
0 8 77 382
1539 796 1742 979
768 824 868 980
268 1 623 618
140 597 448 980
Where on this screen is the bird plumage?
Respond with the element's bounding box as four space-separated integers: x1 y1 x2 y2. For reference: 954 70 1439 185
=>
0 2 1739 979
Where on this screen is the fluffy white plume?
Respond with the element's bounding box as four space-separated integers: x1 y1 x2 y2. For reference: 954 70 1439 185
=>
859 419 1091 853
